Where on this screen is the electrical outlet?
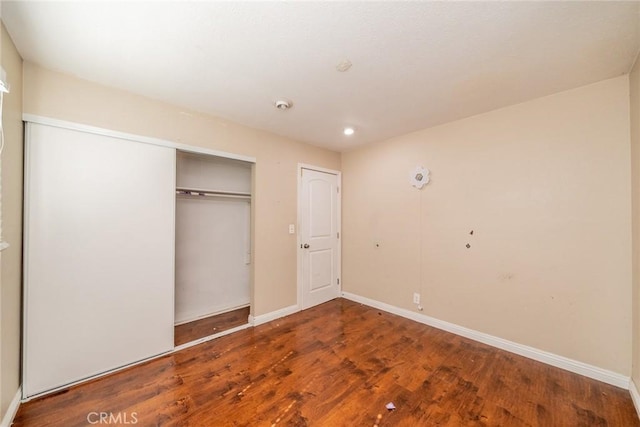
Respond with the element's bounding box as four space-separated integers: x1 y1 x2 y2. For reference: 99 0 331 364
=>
413 293 420 304
289 224 295 234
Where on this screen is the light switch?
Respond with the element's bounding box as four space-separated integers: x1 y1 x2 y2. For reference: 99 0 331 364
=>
289 224 295 234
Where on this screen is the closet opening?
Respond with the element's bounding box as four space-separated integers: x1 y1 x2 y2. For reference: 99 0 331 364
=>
174 150 253 347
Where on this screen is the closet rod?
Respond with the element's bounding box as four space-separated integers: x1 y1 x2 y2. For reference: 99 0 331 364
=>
176 187 251 200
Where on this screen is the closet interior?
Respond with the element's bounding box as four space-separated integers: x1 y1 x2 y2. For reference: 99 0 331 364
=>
174 151 253 346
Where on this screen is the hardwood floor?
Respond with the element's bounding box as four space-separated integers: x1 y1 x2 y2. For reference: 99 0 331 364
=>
14 299 639 426
175 306 250 346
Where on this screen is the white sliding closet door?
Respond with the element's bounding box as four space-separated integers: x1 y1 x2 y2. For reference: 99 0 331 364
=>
23 123 176 397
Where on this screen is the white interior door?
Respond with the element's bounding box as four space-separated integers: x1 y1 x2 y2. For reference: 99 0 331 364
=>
23 123 176 397
300 168 340 309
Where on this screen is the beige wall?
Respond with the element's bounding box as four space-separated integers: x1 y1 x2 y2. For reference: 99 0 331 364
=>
14 44 639 388
22 62 341 317
631 53 640 385
343 76 632 375
0 23 23 417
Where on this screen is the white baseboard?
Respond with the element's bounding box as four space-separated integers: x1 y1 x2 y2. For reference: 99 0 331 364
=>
630 379 640 419
342 292 630 389
249 304 299 326
0 387 21 427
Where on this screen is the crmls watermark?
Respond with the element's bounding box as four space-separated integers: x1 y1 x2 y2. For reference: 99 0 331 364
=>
86 412 138 424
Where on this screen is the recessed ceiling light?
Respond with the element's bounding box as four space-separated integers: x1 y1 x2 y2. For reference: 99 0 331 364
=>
343 127 355 136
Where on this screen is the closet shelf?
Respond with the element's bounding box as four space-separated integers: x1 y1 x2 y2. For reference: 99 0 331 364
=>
176 187 251 200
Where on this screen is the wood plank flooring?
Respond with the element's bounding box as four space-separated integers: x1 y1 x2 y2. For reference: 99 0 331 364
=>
175 306 250 346
14 298 639 426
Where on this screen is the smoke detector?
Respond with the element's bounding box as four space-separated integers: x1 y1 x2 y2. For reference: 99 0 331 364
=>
274 99 292 111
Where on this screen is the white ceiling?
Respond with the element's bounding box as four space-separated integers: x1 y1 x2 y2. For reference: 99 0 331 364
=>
2 1 639 152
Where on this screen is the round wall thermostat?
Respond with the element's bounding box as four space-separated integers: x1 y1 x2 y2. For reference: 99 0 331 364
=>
410 166 430 189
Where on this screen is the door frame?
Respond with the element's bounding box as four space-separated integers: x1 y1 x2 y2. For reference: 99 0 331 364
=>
296 163 342 310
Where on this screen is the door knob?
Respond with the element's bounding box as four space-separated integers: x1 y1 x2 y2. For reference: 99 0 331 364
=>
303 243 310 249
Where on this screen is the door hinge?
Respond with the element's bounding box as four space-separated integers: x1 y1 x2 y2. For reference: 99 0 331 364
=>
337 232 340 239
337 278 340 285
337 187 340 193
